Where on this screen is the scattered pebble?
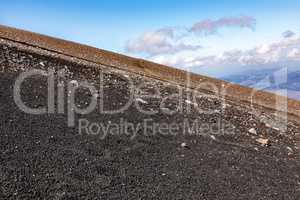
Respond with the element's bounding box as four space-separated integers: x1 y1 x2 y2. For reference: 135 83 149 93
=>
181 142 188 148
39 61 45 67
210 135 217 140
185 100 198 106
135 98 147 104
248 128 257 135
256 138 269 146
70 80 79 87
185 100 193 104
214 109 221 113
286 146 293 152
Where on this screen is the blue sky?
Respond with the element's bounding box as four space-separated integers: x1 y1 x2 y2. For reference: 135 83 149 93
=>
1 0 300 77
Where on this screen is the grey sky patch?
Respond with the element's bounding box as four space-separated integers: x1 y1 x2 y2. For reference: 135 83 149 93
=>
282 30 296 38
189 16 256 35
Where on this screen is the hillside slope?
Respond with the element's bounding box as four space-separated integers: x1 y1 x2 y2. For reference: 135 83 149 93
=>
0 26 299 199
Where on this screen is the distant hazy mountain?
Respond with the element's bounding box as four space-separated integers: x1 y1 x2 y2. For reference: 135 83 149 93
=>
223 68 300 100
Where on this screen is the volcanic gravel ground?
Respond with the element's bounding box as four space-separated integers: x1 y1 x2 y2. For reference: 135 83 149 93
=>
0 40 300 199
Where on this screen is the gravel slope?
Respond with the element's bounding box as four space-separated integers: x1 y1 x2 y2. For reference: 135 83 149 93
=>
0 39 299 199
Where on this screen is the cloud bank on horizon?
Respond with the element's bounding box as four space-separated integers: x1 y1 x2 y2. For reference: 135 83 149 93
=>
126 15 300 77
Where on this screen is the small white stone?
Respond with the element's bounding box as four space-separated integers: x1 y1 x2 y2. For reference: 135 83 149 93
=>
214 109 221 113
248 128 257 135
69 80 79 87
185 100 192 104
39 62 45 67
185 100 198 106
181 142 187 148
286 146 293 152
210 135 216 140
256 138 269 146
135 98 147 104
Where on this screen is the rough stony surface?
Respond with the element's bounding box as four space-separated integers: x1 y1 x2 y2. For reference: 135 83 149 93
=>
0 39 300 199
1 25 300 118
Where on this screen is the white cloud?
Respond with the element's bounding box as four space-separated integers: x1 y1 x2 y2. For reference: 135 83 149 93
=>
125 15 256 57
287 48 300 59
256 44 271 54
125 28 202 56
125 16 300 77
